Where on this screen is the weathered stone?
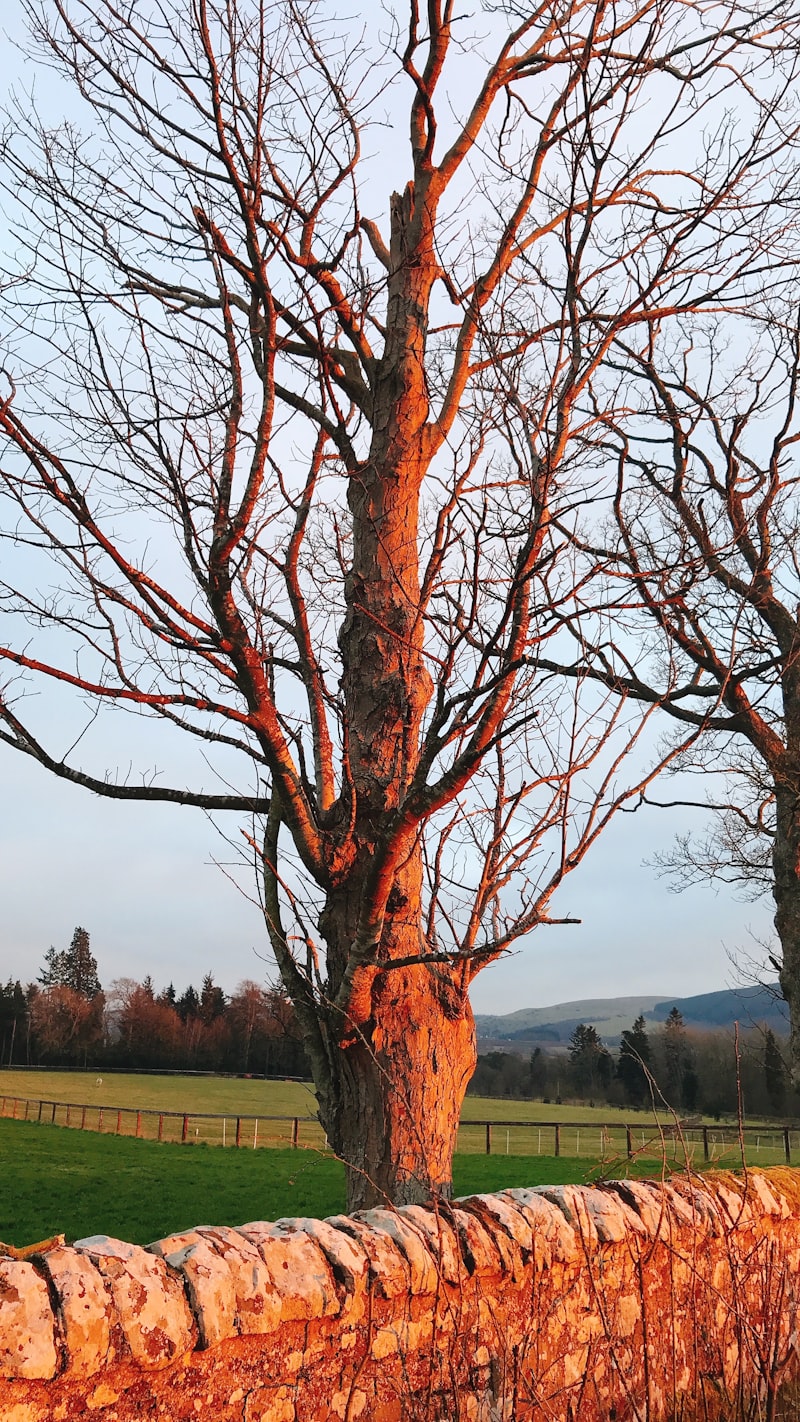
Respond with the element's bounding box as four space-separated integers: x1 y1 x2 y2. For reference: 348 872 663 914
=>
664 1180 723 1233
196 1226 281 1334
40 1246 113 1376
150 1230 237 1349
748 1172 790 1218
501 1188 579 1263
580 1186 649 1243
0 1260 58 1380
74 1235 195 1368
714 1183 754 1229
353 1209 438 1295
460 1192 533 1253
615 1179 673 1238
400 1206 462 1284
329 1215 411 1298
533 1185 601 1245
448 1206 506 1277
278 1217 369 1294
238 1222 339 1320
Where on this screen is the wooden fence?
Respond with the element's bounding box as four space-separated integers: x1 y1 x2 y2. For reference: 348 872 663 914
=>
1 1095 797 1165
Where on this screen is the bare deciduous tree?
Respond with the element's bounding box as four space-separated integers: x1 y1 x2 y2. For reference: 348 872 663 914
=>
1 0 798 1203
568 315 800 1082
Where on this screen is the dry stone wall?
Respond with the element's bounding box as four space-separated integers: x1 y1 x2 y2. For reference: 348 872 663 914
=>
2 1169 800 1420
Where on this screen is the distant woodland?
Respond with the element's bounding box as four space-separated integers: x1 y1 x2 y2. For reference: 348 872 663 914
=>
0 928 791 1119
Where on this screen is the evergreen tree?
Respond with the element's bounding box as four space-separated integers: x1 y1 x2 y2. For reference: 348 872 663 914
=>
764 1028 788 1115
663 1007 687 1109
158 983 177 1009
176 985 200 1022
66 927 101 999
199 973 226 1025
568 1023 612 1098
38 946 69 988
617 1015 651 1107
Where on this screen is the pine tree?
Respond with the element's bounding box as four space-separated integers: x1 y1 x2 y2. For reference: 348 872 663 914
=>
200 973 226 1025
38 946 69 988
568 1023 612 1098
177 985 200 1022
66 927 101 999
617 1015 651 1107
663 1007 687 1109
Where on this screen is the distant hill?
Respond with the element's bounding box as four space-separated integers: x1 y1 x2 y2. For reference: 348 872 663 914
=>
474 983 788 1049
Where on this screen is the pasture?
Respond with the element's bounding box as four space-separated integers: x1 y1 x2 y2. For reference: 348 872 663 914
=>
0 1116 667 1248
0 1069 791 1167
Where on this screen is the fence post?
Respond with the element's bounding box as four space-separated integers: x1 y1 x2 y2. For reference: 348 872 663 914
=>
253 1119 259 1150
51 1102 56 1124
182 1114 189 1143
98 1108 103 1132
81 1105 86 1130
236 1116 242 1148
554 1123 560 1157
703 1126 710 1162
136 1111 141 1139
484 1122 492 1155
158 1113 164 1142
292 1117 299 1149
784 1127 791 1164
626 1125 633 1159
24 1099 30 1121
11 1099 18 1120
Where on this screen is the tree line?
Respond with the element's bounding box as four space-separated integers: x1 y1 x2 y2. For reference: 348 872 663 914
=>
469 1011 791 1122
0 929 308 1078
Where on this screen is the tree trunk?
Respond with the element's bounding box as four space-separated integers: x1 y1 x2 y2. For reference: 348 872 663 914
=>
775 781 800 1087
320 961 476 1211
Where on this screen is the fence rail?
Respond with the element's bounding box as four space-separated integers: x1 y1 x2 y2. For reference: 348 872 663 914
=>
1 1095 798 1164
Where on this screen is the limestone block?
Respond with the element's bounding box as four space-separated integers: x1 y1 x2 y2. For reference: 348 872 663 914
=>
665 1180 723 1233
615 1180 673 1239
278 1217 369 1294
456 1202 523 1279
400 1206 462 1284
329 1216 411 1298
196 1225 281 1334
238 1222 339 1320
150 1230 237 1348
533 1186 601 1246
748 1172 790 1218
353 1209 438 1295
0 1260 58 1380
74 1235 195 1368
40 1246 113 1376
714 1183 754 1229
501 1188 579 1263
579 1186 649 1243
448 1206 506 1277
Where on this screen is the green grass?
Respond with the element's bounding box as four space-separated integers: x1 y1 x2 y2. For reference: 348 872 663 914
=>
2 1069 792 1171
0 1116 672 1249
0 1068 319 1118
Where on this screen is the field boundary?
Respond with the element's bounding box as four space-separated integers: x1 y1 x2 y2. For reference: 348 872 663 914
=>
2 1093 798 1162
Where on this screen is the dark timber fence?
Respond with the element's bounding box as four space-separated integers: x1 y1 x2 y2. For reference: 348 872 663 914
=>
1 1095 798 1164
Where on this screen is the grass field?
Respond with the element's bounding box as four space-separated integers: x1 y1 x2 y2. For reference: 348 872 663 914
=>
0 1069 793 1167
0 1117 671 1248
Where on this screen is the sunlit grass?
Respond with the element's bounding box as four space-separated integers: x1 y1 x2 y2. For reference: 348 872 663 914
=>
0 1117 666 1249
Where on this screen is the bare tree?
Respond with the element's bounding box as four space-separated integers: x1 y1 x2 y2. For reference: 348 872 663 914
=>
564 313 800 1083
1 0 798 1204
